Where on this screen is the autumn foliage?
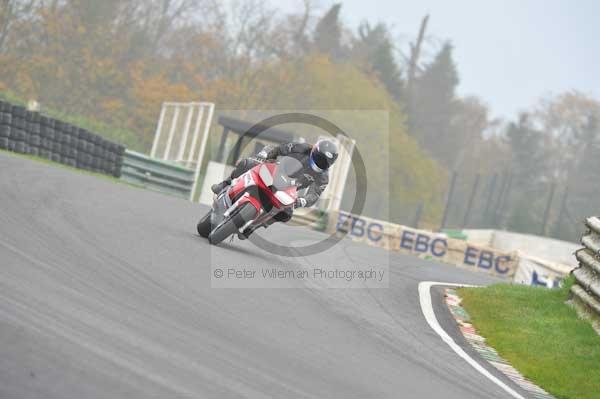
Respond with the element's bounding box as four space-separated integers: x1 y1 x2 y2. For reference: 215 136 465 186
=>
0 1 451 221
3 1 596 234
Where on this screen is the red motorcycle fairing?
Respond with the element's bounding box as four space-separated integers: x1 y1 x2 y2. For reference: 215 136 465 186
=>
198 158 300 244
227 162 297 214
227 172 263 214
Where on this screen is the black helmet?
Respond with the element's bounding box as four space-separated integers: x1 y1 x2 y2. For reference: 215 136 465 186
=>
309 139 338 172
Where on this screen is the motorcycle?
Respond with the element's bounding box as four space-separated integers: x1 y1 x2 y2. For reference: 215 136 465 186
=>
197 156 303 245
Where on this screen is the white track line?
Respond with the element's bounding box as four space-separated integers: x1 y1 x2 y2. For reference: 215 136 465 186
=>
418 281 526 399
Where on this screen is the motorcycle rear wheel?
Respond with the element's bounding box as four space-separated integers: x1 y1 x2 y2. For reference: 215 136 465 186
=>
208 203 257 245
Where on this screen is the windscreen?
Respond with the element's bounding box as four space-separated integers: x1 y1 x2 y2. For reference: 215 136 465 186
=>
272 156 303 191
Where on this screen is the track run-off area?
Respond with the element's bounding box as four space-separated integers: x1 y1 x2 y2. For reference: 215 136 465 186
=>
1 151 531 398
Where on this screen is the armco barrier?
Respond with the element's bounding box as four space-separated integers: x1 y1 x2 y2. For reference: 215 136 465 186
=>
462 229 577 287
290 208 329 231
120 150 195 199
0 99 124 177
329 211 519 278
571 217 600 317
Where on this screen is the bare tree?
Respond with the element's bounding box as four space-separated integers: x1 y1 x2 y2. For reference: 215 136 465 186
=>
406 14 429 97
289 0 313 55
0 0 37 52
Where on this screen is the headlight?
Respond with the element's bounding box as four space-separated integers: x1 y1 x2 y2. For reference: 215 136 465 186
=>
274 191 294 206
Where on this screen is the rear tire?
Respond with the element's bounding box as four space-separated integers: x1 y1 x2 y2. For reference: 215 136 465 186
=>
208 203 256 245
197 210 212 238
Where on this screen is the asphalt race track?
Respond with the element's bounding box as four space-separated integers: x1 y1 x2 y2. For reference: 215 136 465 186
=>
0 151 529 399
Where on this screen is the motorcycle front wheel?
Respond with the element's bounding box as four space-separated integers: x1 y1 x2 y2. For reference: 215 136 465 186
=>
208 203 257 245
197 210 212 238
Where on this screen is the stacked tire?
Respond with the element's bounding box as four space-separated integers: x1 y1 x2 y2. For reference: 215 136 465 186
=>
0 101 11 151
26 110 41 157
0 99 124 177
39 115 55 161
9 104 28 154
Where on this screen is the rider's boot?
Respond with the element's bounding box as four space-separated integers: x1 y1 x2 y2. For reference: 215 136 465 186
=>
211 178 231 194
238 207 290 241
238 224 263 240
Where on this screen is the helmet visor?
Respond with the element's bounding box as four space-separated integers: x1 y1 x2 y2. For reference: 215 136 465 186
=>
312 152 330 170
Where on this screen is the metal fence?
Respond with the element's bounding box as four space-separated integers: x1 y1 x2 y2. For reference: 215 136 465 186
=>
150 102 215 201
0 99 124 177
571 217 600 319
420 171 584 242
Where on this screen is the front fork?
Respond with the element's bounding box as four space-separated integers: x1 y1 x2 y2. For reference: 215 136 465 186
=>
213 190 265 233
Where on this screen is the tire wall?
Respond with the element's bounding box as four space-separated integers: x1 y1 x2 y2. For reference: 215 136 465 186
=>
571 217 600 320
0 99 125 177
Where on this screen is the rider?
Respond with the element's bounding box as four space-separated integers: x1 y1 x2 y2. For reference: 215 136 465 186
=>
211 139 339 238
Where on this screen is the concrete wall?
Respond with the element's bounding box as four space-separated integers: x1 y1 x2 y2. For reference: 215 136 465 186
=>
463 229 579 268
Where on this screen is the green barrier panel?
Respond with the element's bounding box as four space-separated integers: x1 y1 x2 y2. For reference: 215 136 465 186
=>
120 150 194 199
442 229 468 240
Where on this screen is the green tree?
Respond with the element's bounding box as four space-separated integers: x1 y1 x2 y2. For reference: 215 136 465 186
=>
569 116 600 225
504 114 550 233
313 3 343 59
354 22 403 101
409 42 459 167
220 54 447 222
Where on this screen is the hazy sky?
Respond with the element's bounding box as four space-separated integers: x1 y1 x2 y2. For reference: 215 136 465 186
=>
276 0 600 119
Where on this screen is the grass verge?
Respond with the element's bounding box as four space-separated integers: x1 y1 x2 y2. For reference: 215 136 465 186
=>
458 277 600 399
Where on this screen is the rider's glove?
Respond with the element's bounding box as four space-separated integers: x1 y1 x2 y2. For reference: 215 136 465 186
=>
294 198 307 209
